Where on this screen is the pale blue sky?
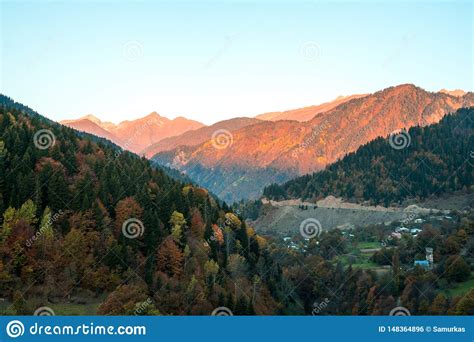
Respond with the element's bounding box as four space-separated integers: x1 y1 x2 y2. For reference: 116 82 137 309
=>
1 0 473 124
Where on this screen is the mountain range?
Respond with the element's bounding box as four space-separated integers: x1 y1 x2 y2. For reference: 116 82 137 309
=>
60 84 474 203
263 106 473 205
61 112 204 153
152 84 474 202
254 94 366 122
142 117 262 158
61 93 364 157
3 94 472 316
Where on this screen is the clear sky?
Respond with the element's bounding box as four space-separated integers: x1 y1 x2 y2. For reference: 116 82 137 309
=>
1 0 473 125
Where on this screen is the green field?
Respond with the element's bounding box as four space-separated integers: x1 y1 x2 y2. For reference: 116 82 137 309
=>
443 276 474 297
334 253 379 270
356 241 381 249
50 302 100 315
351 261 379 269
330 239 385 271
0 300 100 316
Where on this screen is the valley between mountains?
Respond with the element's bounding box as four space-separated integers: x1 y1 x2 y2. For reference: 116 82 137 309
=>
62 84 474 203
0 87 473 316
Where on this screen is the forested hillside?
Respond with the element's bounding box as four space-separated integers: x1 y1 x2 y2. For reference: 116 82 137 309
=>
0 97 472 316
0 97 281 315
264 107 474 206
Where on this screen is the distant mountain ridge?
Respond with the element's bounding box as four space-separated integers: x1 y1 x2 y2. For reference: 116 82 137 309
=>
61 112 204 153
60 117 121 144
61 93 369 157
152 84 474 202
255 94 366 122
439 89 467 97
142 117 262 158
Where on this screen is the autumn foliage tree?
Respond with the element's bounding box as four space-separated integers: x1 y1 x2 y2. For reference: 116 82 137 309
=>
157 238 184 277
114 197 143 237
